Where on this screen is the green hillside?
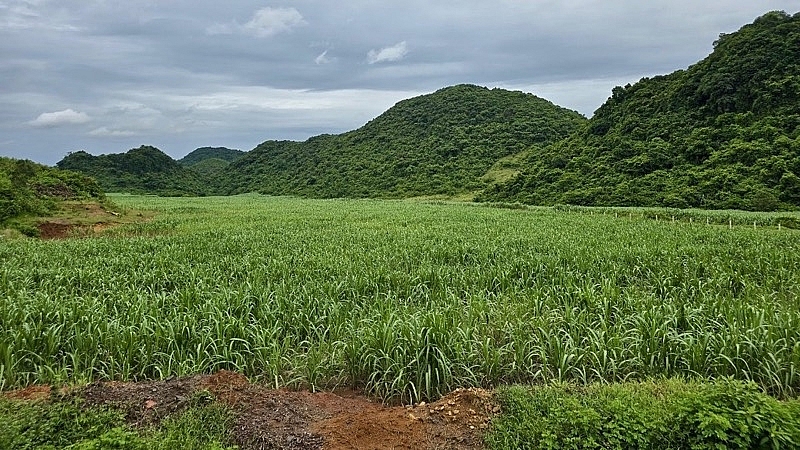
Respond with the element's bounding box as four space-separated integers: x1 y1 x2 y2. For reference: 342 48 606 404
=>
1 157 104 230
178 147 245 167
179 147 245 177
188 157 233 177
57 146 209 196
222 84 587 198
479 11 800 211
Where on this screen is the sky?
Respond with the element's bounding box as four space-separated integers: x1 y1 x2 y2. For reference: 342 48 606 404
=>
2 1 799 165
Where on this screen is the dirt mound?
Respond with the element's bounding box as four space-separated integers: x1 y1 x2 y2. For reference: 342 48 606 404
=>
51 371 500 450
80 377 201 426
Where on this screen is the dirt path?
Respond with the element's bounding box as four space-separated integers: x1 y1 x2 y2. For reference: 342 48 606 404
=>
7 371 499 450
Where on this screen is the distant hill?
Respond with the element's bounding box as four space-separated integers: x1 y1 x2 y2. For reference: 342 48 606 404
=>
179 147 245 167
57 146 208 196
178 147 246 178
221 84 587 198
187 158 230 177
1 156 104 232
478 11 800 211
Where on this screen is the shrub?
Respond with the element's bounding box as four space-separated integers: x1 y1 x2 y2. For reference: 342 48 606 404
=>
487 379 800 450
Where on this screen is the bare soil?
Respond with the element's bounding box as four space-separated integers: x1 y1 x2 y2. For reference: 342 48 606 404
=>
37 221 76 239
5 371 499 450
36 200 150 239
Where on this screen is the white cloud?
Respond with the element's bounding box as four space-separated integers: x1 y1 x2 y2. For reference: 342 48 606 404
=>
29 109 90 127
207 7 306 38
88 127 136 137
367 41 409 64
244 7 306 37
315 49 331 65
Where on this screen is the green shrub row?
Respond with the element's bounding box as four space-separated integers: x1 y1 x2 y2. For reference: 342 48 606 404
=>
0 157 105 230
488 378 800 450
0 393 234 450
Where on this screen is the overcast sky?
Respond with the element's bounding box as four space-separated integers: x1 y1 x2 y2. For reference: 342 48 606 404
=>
2 1 799 165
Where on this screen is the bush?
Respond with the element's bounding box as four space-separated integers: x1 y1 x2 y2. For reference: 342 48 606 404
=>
487 379 800 450
0 398 127 450
674 378 800 449
0 395 236 450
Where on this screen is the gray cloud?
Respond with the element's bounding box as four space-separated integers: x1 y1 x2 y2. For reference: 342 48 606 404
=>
1 0 798 164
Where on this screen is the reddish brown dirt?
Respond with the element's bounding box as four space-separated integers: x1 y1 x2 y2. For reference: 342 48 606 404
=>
33 201 150 239
38 221 74 239
37 219 135 239
311 387 496 450
2 385 51 401
6 371 499 450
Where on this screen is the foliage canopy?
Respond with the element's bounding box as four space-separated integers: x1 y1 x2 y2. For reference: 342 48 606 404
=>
178 147 245 168
221 84 586 198
57 146 209 196
479 11 800 211
0 156 103 226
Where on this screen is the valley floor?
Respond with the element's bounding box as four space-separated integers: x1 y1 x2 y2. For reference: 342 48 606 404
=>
2 194 800 448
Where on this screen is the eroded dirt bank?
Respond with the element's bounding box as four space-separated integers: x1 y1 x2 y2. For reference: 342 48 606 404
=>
5 371 500 450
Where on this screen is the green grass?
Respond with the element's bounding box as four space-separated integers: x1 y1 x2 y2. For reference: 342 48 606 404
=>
1 195 799 403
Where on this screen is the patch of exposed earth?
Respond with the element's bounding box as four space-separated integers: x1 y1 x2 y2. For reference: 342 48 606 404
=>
4 371 499 450
36 200 152 239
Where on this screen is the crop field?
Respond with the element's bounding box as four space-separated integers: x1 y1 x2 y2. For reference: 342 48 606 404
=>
1 195 799 403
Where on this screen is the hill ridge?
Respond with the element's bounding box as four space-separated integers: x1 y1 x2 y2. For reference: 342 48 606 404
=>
57 145 208 196
222 84 587 198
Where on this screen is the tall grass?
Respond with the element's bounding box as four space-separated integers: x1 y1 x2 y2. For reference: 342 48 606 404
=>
1 195 799 402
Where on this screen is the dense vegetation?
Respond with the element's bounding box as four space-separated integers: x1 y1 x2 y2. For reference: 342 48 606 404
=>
0 156 103 230
488 379 800 449
2 195 799 404
0 394 234 450
479 11 800 211
178 147 245 177
178 147 245 167
57 146 209 196
221 85 586 197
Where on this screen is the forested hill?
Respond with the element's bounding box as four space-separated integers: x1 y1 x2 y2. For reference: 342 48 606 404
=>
57 146 208 196
479 11 800 211
220 84 587 198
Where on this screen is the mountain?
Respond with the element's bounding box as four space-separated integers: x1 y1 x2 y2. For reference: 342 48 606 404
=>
221 84 587 198
1 156 104 229
478 11 800 211
57 146 208 196
178 147 245 167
